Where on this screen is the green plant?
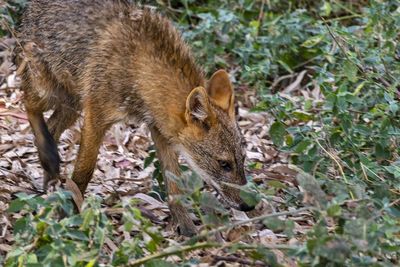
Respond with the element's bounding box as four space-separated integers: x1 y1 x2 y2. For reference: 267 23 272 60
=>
169 0 400 264
3 0 400 266
0 0 27 36
5 191 167 266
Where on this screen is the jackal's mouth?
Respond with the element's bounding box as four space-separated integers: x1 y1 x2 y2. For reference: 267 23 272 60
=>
216 192 241 210
205 181 242 210
199 178 241 210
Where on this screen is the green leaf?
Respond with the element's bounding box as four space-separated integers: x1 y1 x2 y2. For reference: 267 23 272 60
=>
285 134 294 146
8 199 27 212
239 186 261 207
80 209 94 230
248 162 263 170
14 217 30 235
384 164 400 179
267 180 287 189
327 204 342 217
6 248 25 259
292 111 314 122
145 259 176 267
144 151 156 168
375 142 391 159
65 230 89 241
250 247 278 266
200 192 227 214
26 253 38 264
320 2 332 16
343 60 358 82
14 192 36 201
292 166 328 208
85 259 97 267
263 217 285 232
146 239 158 253
301 35 323 48
167 171 203 194
269 122 286 146
293 139 312 153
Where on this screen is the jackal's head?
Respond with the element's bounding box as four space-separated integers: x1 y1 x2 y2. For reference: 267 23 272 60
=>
178 70 254 212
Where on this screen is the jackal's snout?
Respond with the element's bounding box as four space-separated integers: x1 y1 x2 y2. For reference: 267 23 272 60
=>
220 178 256 212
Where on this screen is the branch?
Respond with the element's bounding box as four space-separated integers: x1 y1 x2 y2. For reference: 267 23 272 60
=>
314 139 355 200
127 208 310 265
128 239 301 266
212 255 267 266
324 14 362 22
128 242 217 266
184 206 313 245
320 16 394 88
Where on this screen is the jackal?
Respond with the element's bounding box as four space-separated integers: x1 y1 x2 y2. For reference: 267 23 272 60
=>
17 0 254 236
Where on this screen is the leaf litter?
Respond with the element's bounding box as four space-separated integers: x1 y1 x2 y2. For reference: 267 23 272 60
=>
0 37 315 266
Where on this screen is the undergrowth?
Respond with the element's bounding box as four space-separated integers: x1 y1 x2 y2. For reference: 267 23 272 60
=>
1 0 399 266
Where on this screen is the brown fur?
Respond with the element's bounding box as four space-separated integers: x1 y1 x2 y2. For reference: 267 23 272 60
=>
17 0 252 236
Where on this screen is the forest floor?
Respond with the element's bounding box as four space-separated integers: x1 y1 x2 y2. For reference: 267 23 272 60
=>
0 37 312 266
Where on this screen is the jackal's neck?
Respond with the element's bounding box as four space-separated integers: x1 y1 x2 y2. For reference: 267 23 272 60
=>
135 58 205 141
132 9 205 139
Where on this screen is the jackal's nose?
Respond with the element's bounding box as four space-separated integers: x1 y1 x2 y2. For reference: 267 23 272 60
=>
239 202 255 212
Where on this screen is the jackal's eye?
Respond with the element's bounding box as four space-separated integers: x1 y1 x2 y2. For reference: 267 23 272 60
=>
218 160 232 172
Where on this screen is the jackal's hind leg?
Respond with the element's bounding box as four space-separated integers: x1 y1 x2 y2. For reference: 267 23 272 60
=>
71 104 111 195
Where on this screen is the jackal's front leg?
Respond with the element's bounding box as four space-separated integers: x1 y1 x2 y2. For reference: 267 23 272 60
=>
150 127 197 236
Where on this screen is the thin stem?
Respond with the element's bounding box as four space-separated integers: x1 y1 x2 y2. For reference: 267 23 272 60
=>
315 139 355 200
128 242 217 266
325 14 362 22
184 206 313 245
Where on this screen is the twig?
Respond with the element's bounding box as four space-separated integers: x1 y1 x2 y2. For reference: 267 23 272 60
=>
103 177 147 182
320 16 360 71
331 0 359 16
367 198 400 222
256 0 266 36
127 242 217 266
314 139 355 200
230 242 301 250
320 16 394 89
271 73 296 91
292 55 319 70
282 70 307 93
324 14 362 22
128 239 301 266
360 163 385 182
212 255 267 266
360 163 373 183
184 206 313 245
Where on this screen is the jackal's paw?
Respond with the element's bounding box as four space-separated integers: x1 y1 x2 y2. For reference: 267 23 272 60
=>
43 172 61 192
169 202 198 236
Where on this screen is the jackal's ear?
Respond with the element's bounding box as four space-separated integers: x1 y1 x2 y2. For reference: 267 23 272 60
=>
207 69 235 119
185 87 213 128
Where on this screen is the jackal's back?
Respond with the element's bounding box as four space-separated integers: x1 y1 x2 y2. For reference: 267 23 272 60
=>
19 0 131 79
19 0 204 112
